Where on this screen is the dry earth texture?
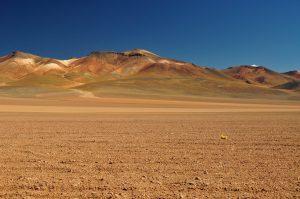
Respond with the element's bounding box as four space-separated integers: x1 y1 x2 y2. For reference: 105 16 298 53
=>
0 96 299 198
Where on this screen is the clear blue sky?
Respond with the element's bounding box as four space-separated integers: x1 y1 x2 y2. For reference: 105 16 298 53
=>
0 0 299 71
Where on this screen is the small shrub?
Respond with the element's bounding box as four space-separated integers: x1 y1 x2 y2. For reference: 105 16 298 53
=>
220 134 228 140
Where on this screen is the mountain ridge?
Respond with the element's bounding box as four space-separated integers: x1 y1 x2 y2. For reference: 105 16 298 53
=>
0 49 299 100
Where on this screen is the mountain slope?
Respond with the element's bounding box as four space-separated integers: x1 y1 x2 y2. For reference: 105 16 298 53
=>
274 80 300 92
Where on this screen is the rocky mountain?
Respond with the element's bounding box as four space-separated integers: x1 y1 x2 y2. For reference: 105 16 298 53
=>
0 50 299 100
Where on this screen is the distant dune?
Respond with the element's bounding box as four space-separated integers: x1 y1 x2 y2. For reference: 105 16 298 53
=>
0 49 299 100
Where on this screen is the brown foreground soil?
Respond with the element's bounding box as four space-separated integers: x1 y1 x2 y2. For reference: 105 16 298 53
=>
0 97 299 198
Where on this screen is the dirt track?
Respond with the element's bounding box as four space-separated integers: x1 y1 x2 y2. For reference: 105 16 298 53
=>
0 97 299 198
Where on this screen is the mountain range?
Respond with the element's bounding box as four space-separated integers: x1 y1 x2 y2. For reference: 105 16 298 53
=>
0 49 299 100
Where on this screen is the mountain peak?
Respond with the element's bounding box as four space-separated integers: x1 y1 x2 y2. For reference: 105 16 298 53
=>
86 49 160 59
223 64 289 85
9 51 39 59
229 65 265 69
122 49 159 57
227 65 274 73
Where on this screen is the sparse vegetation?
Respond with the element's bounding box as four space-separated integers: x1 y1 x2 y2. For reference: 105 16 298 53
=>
220 134 228 140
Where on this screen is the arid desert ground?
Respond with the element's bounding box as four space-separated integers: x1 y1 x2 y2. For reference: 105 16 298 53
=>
0 96 299 198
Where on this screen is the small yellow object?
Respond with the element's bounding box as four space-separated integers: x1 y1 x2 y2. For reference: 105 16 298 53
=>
220 134 228 140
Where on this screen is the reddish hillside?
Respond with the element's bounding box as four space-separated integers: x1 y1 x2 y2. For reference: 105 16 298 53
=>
222 65 291 86
283 70 300 79
66 49 223 79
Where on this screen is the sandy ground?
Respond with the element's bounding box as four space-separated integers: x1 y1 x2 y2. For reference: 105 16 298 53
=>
0 96 299 198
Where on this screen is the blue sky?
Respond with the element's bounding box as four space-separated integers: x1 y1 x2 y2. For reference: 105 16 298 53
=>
0 0 299 71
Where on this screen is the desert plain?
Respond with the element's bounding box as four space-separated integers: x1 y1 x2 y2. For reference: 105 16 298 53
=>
0 95 299 199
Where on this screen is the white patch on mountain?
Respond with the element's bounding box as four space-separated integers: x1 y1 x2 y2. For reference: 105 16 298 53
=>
57 58 78 66
13 58 35 65
34 63 65 73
